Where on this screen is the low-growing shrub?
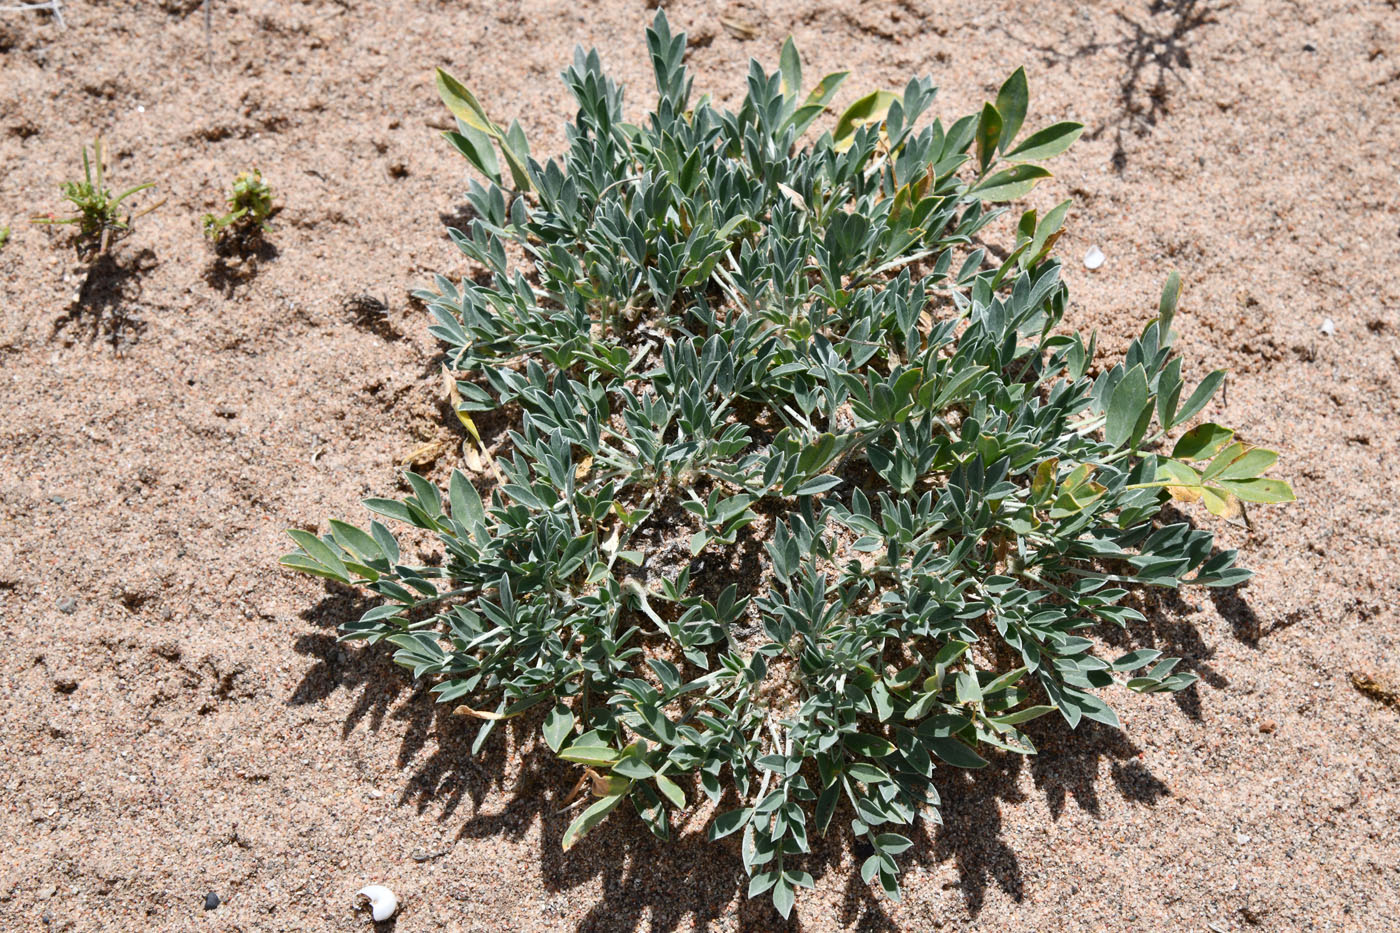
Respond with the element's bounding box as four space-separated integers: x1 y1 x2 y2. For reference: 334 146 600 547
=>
284 13 1292 916
31 137 160 258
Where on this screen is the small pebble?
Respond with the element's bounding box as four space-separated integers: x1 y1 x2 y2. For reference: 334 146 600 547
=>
1303 42 1316 52
204 892 220 911
1259 720 1277 734
1236 833 1251 845
1319 318 1335 336
1083 245 1105 270
57 597 78 615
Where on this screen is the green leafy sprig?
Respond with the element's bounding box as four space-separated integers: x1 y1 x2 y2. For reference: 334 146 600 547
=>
31 137 160 257
202 169 275 245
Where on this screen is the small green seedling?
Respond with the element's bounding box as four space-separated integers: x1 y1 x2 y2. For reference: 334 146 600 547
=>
0 226 9 252
31 138 159 257
203 170 274 245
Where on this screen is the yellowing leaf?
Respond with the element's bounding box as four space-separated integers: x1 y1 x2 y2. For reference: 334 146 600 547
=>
1203 441 1247 480
1156 459 1201 486
444 365 505 485
1031 458 1058 502
783 70 850 138
1200 485 1242 519
833 90 900 151
436 68 499 136
1165 484 1202 503
434 68 534 191
1062 462 1097 492
719 17 759 39
778 37 801 98
396 436 453 468
456 405 483 444
463 443 484 474
453 704 518 720
777 183 808 212
1216 445 1279 481
1172 422 1234 461
589 771 631 797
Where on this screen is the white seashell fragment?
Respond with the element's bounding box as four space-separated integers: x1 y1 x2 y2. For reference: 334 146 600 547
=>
1083 245 1105 270
357 885 399 922
1319 318 1335 336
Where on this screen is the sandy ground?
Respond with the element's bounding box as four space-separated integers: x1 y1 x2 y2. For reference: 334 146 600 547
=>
1 0 1399 930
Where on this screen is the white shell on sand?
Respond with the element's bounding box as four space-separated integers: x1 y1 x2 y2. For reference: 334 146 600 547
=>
1083 245 1105 270
357 885 399 922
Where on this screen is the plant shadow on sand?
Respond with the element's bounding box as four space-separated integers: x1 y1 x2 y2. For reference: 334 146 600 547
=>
202 239 279 297
289 543 1279 931
51 246 156 352
994 0 1223 171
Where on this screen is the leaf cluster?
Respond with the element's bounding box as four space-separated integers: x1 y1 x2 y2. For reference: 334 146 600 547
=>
202 169 275 246
283 13 1292 917
31 137 160 258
